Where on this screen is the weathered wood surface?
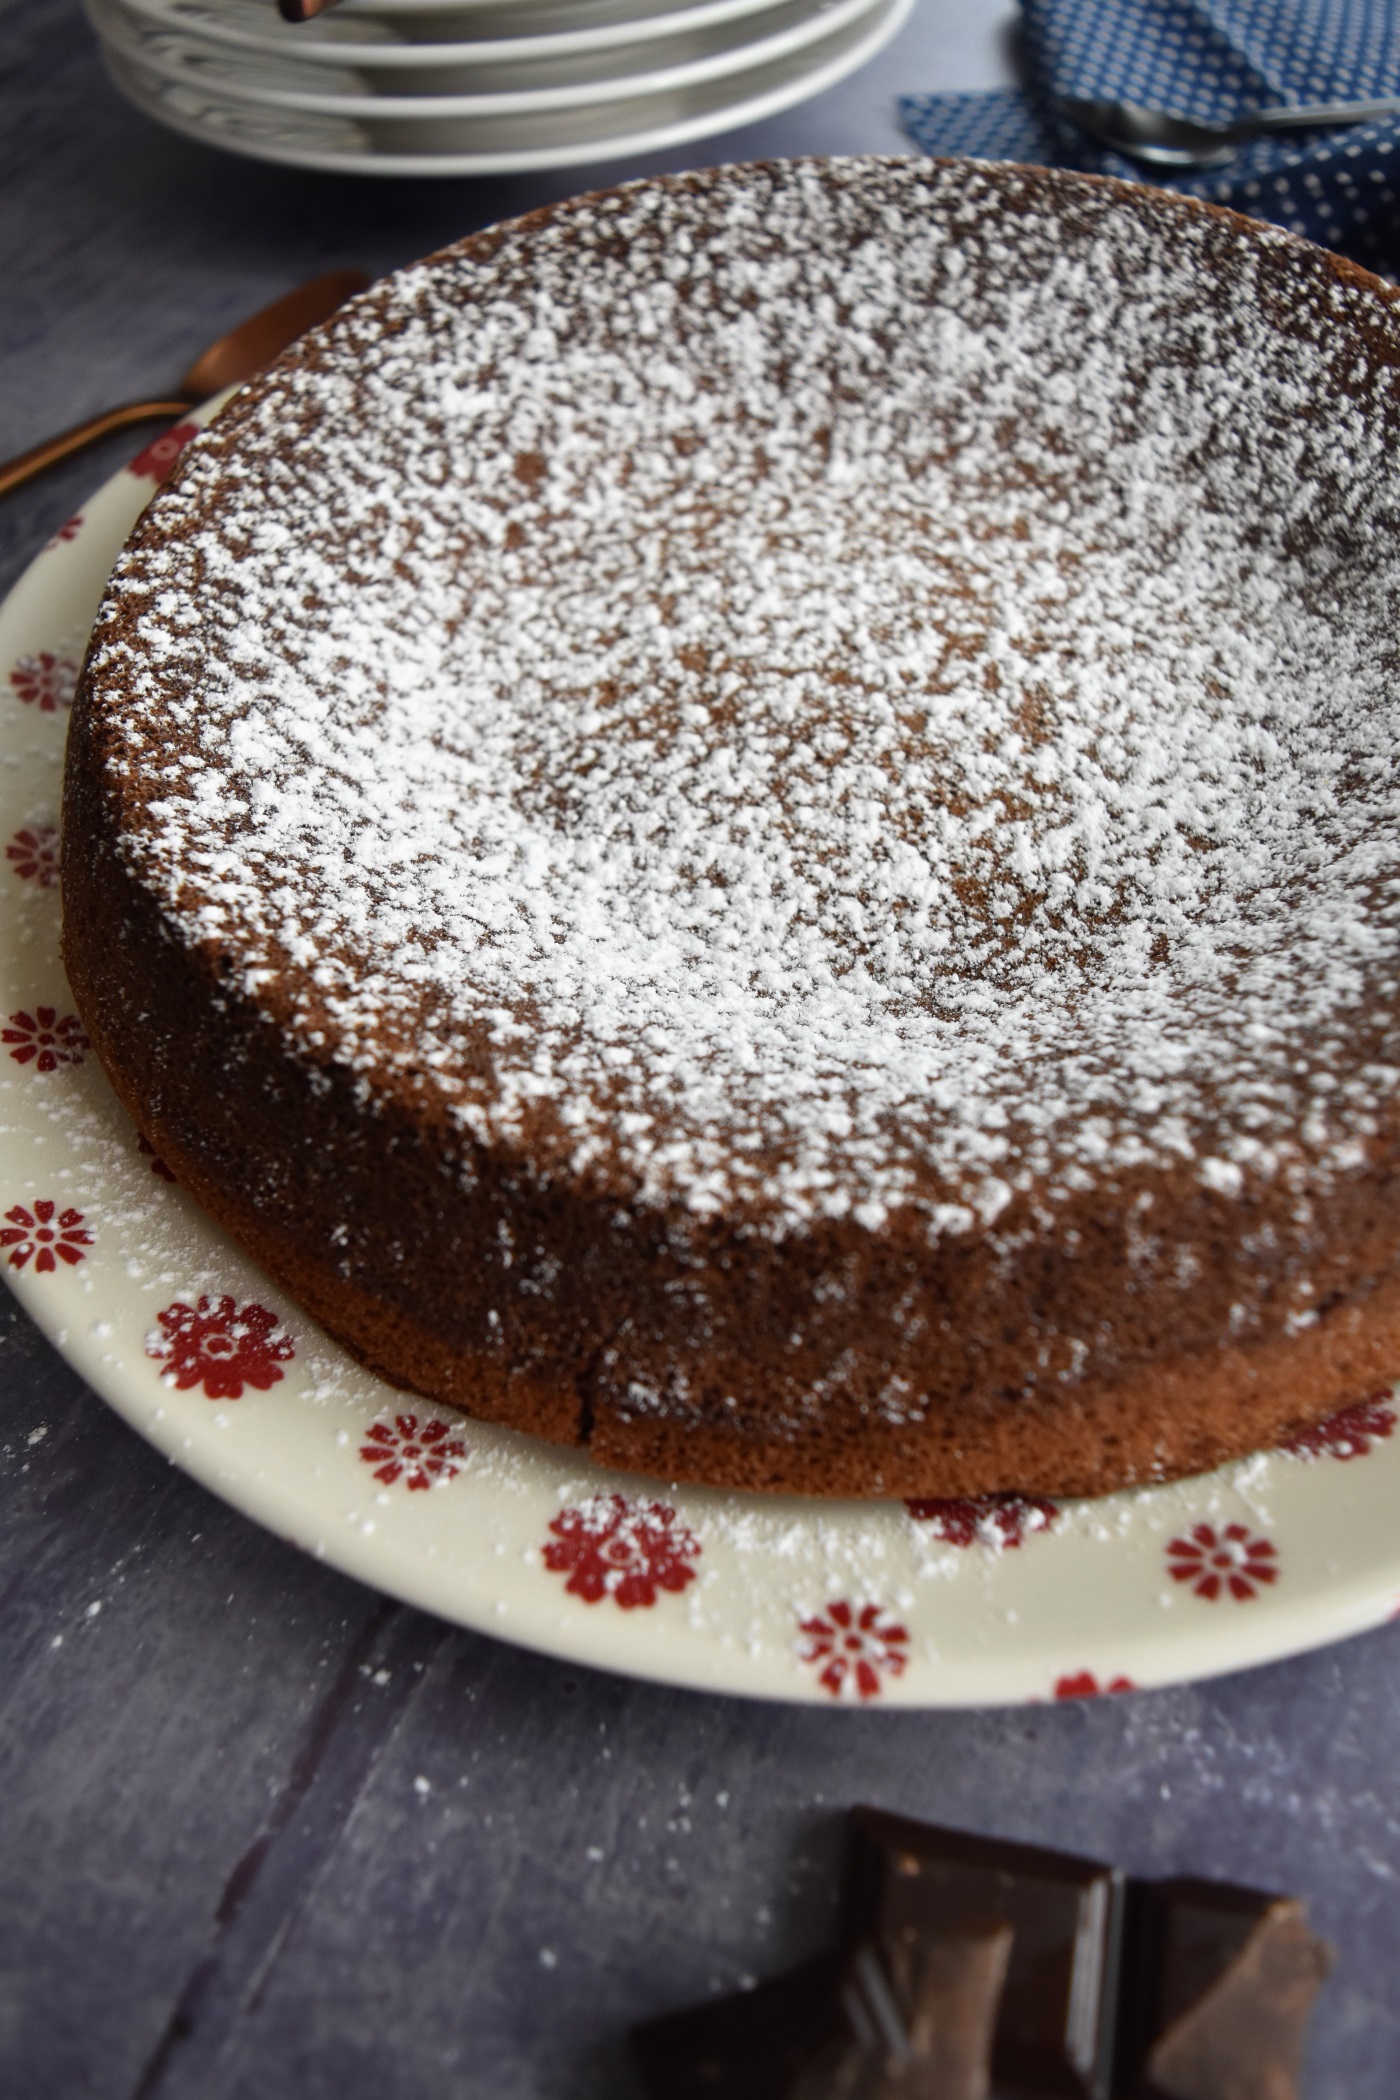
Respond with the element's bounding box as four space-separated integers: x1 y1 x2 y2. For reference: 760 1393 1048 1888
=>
2 4 1400 2093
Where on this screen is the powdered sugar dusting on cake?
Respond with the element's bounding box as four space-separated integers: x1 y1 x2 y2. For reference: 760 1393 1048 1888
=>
82 159 1400 1239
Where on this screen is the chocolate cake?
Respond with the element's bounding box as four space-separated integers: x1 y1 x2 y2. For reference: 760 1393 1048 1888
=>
61 157 1400 1498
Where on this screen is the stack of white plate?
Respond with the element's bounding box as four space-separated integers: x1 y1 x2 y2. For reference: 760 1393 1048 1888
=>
85 0 913 175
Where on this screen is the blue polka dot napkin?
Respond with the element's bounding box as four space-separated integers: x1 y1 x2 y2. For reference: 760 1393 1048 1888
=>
899 0 1400 280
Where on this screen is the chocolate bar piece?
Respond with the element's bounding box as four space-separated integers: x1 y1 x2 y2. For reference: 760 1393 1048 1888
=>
632 1952 846 2100
810 1920 1014 2100
1117 1879 1333 2100
632 1922 1013 2100
840 1809 1125 2099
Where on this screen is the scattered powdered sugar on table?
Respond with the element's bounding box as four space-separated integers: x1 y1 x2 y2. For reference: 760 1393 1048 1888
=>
85 157 1400 1239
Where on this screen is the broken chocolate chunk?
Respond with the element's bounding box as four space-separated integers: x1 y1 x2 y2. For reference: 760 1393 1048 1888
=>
631 1952 846 2100
1117 1879 1333 2100
632 1921 1013 2100
805 1919 1014 2100
840 1808 1125 2099
631 1815 1335 2100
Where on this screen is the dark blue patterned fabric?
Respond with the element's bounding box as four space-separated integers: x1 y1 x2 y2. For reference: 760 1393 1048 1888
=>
899 0 1400 279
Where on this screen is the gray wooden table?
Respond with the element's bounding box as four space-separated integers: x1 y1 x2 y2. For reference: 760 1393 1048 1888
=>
2 3 1399 2093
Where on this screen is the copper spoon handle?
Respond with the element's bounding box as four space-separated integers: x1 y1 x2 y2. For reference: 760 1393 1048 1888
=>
0 399 194 500
278 0 343 16
0 271 368 502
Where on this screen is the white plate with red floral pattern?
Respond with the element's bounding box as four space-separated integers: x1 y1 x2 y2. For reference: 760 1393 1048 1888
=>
5 409 1400 1708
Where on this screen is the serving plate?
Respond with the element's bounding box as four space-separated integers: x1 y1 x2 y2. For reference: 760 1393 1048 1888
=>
4 409 1400 1706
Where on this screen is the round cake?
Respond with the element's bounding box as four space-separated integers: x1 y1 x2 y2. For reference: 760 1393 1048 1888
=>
63 157 1400 1499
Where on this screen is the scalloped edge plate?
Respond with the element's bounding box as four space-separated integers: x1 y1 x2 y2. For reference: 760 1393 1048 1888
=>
93 0 910 172
88 0 881 117
107 0 835 70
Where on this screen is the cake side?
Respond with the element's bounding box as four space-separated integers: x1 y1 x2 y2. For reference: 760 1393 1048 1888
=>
63 683 1400 1499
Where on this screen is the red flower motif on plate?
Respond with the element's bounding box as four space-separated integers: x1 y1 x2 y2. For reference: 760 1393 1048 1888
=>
1167 1522 1278 1602
147 1294 294 1399
1053 1670 1136 1700
3 1007 88 1073
137 1132 176 1183
0 1199 92 1273
127 422 199 484
1280 1394 1396 1462
905 1491 1058 1548
543 1493 701 1609
360 1414 466 1490
9 652 77 713
45 514 83 548
7 824 59 888
798 1600 910 1700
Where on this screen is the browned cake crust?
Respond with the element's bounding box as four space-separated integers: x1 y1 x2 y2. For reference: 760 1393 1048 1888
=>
62 158 1400 1498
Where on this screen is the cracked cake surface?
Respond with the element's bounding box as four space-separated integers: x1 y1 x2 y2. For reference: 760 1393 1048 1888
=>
62 156 1400 1497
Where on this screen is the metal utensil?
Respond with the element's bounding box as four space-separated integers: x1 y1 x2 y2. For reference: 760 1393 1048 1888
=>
0 269 369 500
1059 92 1400 169
278 0 342 18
